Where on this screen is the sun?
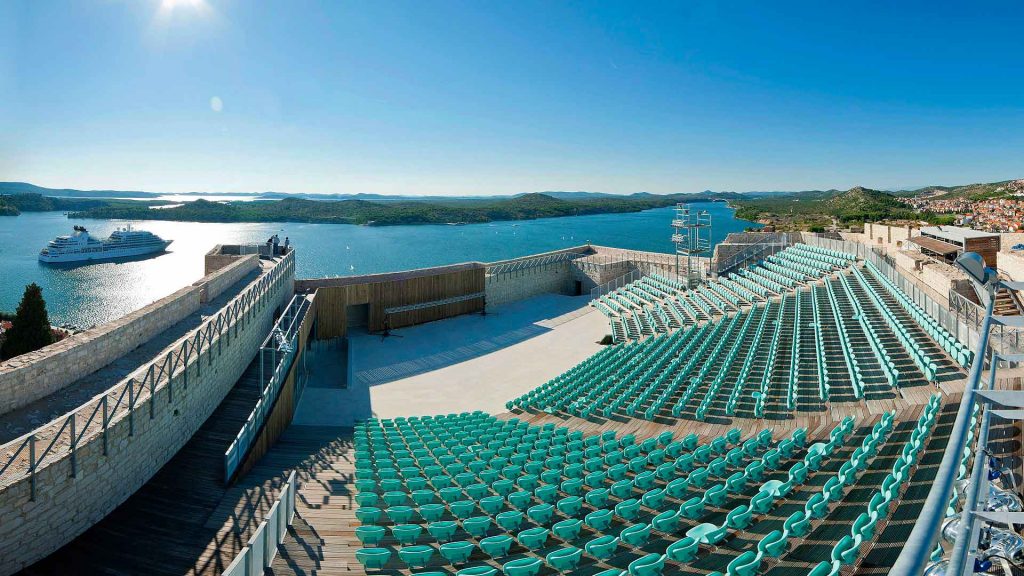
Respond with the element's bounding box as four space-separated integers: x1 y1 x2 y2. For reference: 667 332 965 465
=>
160 0 204 10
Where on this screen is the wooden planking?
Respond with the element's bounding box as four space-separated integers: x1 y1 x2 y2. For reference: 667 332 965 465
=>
313 265 485 339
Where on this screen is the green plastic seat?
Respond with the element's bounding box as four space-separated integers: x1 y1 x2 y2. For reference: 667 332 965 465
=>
702 484 728 507
651 509 679 533
462 515 492 538
615 498 641 521
665 536 698 562
689 467 710 488
546 546 583 572
419 503 446 523
356 506 382 524
585 535 619 560
535 484 558 504
620 522 652 547
585 488 609 508
687 522 728 545
428 520 459 543
585 508 614 531
784 511 811 538
355 492 379 507
504 556 543 576
480 495 504 515
392 523 423 545
440 486 464 502
496 510 524 532
398 544 436 569
557 496 583 517
759 529 788 557
552 518 583 541
517 527 550 550
528 503 555 524
508 490 532 509
356 547 392 570
725 505 752 531
387 506 416 523
411 489 436 506
356 525 386 546
561 478 584 496
679 497 704 520
727 550 761 576
466 483 490 500
641 488 665 510
610 479 634 498
627 553 665 576
440 540 475 565
479 533 513 558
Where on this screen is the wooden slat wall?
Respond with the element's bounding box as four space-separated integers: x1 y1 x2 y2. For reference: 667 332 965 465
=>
313 265 486 339
234 296 317 481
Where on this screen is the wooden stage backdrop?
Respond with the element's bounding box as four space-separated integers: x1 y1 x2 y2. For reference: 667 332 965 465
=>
296 262 486 339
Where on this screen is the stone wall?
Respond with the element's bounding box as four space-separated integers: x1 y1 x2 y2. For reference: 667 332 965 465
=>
0 286 202 415
485 262 575 306
0 253 295 575
844 222 920 253
195 254 259 303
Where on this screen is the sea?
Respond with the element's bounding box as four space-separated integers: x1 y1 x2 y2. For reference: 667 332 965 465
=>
0 202 759 328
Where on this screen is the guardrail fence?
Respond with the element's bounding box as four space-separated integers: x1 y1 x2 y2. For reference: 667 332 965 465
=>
0 250 295 497
222 470 297 576
224 294 311 481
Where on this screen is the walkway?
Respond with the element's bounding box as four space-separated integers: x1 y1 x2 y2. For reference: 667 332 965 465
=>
21 351 283 576
0 266 262 445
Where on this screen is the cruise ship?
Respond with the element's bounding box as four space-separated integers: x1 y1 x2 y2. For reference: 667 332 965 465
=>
38 225 172 263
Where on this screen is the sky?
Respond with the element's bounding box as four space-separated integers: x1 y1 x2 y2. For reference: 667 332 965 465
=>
1 1 1023 196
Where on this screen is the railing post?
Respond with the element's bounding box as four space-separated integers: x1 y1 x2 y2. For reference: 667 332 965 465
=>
29 434 37 501
129 381 135 436
102 394 109 456
69 413 77 478
149 368 156 420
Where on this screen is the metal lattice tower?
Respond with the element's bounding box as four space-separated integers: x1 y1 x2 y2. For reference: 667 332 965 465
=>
672 203 712 287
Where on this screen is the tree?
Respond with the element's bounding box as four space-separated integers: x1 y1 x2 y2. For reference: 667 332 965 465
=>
1 283 54 360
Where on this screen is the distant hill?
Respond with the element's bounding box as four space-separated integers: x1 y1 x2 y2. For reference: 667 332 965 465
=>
897 179 1024 200
60 192 714 226
731 185 927 229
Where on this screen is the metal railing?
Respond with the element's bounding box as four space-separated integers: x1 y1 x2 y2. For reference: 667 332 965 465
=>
802 234 983 350
222 470 298 576
590 268 644 299
890 283 998 576
715 233 791 277
224 293 310 481
486 250 587 276
0 250 294 496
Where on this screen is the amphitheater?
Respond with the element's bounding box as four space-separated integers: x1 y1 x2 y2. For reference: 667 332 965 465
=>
1 230 1022 576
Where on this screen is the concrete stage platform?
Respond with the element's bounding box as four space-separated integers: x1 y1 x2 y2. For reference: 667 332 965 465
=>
292 294 609 425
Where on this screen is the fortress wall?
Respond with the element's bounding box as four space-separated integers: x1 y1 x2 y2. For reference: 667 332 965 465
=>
485 261 574 306
195 253 260 303
0 286 202 415
0 252 295 575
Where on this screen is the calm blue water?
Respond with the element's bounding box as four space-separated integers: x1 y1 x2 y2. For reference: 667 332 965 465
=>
0 202 758 327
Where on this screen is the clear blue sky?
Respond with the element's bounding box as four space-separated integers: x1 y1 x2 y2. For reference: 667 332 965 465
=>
2 1 1023 196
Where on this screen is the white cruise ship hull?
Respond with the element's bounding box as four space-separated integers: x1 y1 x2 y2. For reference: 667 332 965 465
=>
39 240 172 263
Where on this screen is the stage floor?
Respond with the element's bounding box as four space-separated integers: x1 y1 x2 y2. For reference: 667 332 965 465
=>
292 293 609 425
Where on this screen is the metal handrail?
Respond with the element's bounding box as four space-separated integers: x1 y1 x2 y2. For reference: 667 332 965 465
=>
224 294 310 481
0 251 295 496
590 268 643 300
890 286 996 576
715 233 790 276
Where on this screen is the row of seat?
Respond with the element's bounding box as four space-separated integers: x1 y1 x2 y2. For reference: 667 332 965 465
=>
518 267 945 422
591 244 857 342
809 394 942 575
865 262 973 368
352 411 886 576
